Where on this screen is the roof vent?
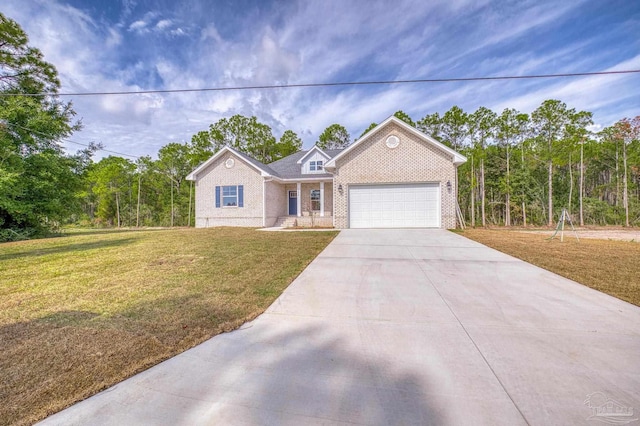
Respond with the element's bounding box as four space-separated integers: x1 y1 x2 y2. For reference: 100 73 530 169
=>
386 135 400 149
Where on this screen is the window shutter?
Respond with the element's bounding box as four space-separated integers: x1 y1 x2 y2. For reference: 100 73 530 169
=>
238 185 244 207
215 186 221 208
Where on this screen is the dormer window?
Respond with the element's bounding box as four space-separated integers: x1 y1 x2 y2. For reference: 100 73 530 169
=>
299 147 329 174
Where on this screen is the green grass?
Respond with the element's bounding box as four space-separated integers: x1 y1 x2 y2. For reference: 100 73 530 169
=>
461 228 640 307
0 227 338 426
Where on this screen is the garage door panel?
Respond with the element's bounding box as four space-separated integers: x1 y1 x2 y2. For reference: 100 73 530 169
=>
349 183 440 228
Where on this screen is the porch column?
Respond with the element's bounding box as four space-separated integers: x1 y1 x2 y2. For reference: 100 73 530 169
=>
320 181 325 217
296 182 301 217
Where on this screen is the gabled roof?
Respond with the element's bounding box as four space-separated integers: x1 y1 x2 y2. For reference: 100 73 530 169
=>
267 148 343 179
233 148 278 175
186 145 343 181
296 145 330 164
324 115 467 168
186 146 275 181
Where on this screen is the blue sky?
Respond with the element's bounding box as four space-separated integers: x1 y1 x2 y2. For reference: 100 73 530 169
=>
4 0 640 159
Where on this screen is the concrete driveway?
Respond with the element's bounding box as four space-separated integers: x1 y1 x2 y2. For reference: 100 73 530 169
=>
40 229 640 425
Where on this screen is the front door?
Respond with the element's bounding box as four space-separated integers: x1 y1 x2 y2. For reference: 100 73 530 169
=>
288 191 297 215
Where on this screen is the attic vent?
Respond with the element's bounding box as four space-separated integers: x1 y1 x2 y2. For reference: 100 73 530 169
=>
225 158 235 168
386 135 400 149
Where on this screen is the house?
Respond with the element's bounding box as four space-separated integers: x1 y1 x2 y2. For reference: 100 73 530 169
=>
185 115 467 229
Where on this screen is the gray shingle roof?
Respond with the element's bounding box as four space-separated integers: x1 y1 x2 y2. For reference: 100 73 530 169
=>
229 147 278 175
188 146 342 181
267 149 342 179
229 147 342 180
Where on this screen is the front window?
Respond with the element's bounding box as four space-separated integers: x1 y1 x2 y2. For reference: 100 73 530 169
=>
222 185 237 206
310 189 321 211
309 160 324 172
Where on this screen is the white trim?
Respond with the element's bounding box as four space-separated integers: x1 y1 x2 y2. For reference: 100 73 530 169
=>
308 159 325 173
220 185 240 207
270 176 333 183
310 188 321 212
296 145 330 164
186 146 272 181
324 116 467 168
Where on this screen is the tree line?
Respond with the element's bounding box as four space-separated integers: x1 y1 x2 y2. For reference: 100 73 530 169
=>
1 12 639 241
78 115 360 229
26 105 640 235
355 107 640 228
416 106 640 228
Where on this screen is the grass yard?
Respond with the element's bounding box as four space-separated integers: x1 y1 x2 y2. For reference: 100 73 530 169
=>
0 227 338 426
460 228 640 307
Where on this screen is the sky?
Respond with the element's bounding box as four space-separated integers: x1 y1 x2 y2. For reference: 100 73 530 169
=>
3 0 640 160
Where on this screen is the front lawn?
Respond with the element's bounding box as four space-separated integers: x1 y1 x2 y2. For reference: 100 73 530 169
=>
460 228 640 307
0 227 338 425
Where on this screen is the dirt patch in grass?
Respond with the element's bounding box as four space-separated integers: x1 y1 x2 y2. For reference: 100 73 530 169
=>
517 228 640 242
0 228 338 425
460 229 640 307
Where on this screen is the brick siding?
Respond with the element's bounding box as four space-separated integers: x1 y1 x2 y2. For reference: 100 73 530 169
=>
333 122 458 229
265 180 286 227
194 152 263 227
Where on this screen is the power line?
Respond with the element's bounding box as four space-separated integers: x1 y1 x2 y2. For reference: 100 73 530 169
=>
0 69 638 97
3 121 139 158
64 139 140 159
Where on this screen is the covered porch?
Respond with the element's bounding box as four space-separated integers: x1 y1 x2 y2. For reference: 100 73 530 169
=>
278 179 333 228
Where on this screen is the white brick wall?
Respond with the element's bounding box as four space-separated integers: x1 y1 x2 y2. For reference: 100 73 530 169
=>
194 153 264 227
192 123 460 229
333 122 458 229
265 180 286 227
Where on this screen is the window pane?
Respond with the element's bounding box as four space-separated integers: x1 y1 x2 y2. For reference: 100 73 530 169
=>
310 161 316 171
222 186 237 206
222 186 237 196
317 161 323 171
310 189 320 211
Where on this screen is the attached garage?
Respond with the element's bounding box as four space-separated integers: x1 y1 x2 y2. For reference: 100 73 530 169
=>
348 183 440 228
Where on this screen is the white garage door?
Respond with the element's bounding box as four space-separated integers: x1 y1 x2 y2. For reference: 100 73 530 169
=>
349 183 440 228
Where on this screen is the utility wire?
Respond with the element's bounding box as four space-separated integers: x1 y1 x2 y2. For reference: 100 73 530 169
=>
0 69 638 97
3 121 140 158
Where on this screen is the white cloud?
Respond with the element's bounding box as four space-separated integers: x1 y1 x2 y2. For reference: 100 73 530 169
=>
2 0 637 159
200 24 223 43
492 54 640 123
170 28 186 36
127 11 159 34
155 19 172 30
105 27 122 47
128 20 148 32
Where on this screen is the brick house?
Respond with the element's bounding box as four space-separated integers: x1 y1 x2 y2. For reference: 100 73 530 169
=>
186 115 467 229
